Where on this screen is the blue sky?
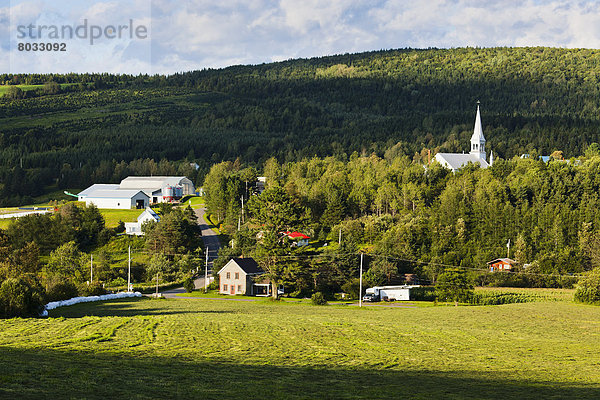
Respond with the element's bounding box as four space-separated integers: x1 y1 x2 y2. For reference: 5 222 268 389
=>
3 0 600 74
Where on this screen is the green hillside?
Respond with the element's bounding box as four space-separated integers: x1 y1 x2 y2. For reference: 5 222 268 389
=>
2 47 600 205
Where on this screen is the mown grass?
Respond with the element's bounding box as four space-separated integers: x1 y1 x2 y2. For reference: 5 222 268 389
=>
180 195 204 208
99 208 142 227
1 297 599 399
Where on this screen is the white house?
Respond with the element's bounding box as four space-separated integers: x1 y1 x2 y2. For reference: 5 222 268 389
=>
124 207 160 236
434 103 494 172
78 176 195 209
77 184 149 209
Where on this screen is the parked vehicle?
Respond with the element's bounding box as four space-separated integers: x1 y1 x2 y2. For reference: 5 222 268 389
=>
362 292 380 302
363 285 420 302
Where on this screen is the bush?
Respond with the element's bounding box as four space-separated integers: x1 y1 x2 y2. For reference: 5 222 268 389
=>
410 286 436 301
0 277 46 318
45 280 78 302
79 282 107 297
183 277 195 293
435 268 474 305
109 277 127 287
574 268 600 305
207 279 219 290
311 292 327 305
341 278 360 300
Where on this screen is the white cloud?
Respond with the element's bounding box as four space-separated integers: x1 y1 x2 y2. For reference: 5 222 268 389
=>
4 0 600 74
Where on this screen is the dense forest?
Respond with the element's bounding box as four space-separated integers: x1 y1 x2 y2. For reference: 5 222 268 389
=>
2 47 600 205
204 149 600 295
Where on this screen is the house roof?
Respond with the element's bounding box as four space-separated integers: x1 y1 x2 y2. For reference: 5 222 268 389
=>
284 231 310 240
217 258 263 275
137 207 160 222
435 153 489 171
487 258 517 265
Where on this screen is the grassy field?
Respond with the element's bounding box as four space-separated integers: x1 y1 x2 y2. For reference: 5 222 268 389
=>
0 296 599 399
0 83 81 96
99 208 142 227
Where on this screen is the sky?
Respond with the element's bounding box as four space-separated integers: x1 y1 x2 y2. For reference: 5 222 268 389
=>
2 0 600 74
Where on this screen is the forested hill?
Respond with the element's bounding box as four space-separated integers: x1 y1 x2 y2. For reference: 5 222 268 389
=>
2 47 600 205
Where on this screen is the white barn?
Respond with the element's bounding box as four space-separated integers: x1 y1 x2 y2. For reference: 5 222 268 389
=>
78 176 195 209
77 184 149 209
434 103 494 172
124 207 160 236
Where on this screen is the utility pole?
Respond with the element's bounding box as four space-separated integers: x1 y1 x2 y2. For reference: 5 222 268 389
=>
238 216 241 231
127 245 131 292
204 246 209 293
359 253 363 308
240 195 245 223
90 254 93 283
507 239 511 258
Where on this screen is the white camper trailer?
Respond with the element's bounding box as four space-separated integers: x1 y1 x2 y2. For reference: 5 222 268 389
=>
363 285 420 302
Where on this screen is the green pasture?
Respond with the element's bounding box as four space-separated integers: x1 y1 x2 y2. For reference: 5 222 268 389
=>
0 83 77 96
181 195 204 208
99 208 142 228
0 85 43 95
1 296 599 399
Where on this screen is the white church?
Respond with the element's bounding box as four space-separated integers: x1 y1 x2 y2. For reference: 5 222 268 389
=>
434 103 494 172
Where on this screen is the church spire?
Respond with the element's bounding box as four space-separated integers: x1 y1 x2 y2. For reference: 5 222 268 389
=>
470 101 486 161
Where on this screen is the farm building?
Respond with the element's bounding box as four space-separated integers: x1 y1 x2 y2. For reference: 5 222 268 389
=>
487 258 516 272
119 176 195 203
218 258 279 296
124 207 160 236
77 184 149 209
78 176 195 209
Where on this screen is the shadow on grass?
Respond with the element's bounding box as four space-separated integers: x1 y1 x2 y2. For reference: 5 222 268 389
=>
47 298 235 318
0 346 598 400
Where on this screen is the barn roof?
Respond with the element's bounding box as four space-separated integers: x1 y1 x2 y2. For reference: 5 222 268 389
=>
77 184 120 197
85 190 148 199
119 176 192 190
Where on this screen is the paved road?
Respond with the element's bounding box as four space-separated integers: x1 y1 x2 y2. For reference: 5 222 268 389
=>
160 206 221 298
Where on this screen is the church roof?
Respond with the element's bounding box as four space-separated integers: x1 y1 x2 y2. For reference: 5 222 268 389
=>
435 153 489 171
471 104 486 144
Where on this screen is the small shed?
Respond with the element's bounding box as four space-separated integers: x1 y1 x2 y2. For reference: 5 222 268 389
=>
218 258 266 296
283 231 310 247
487 258 516 272
124 207 160 236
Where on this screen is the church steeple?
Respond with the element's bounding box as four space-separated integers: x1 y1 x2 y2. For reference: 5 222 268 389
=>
470 101 486 161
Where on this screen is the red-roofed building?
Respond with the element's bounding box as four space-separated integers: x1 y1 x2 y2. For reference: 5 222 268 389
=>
282 231 310 247
487 258 516 272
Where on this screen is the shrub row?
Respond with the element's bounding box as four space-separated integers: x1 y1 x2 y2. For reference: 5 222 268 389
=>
469 292 542 306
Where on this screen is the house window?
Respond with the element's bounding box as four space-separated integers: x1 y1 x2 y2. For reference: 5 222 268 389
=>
237 285 242 292
235 272 239 280
223 284 228 291
226 272 230 279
